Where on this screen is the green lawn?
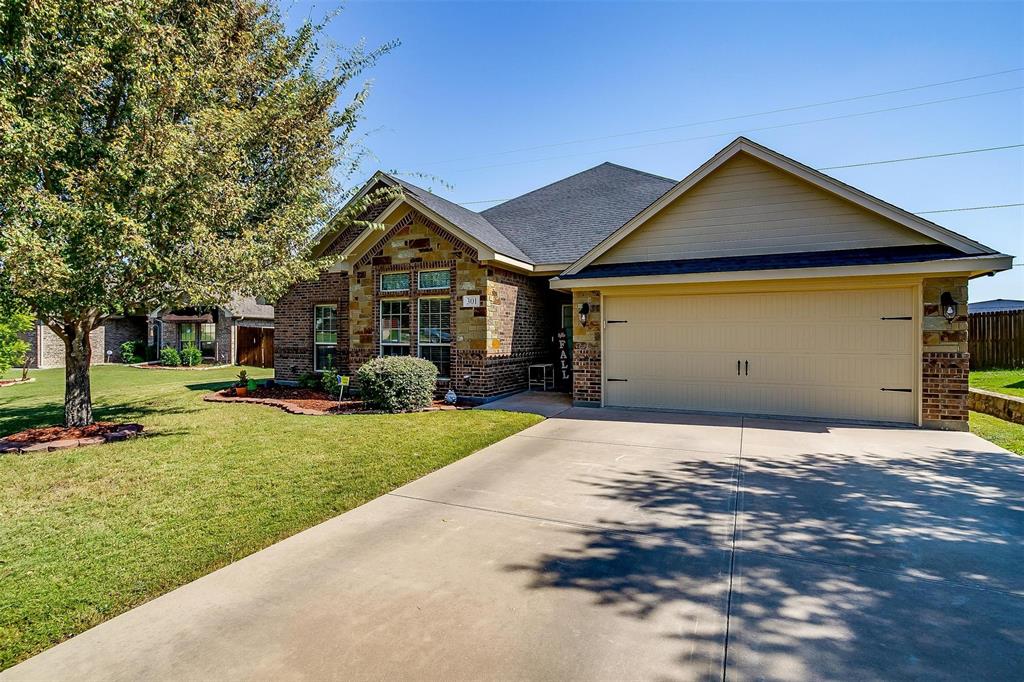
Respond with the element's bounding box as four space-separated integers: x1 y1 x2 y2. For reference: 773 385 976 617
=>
969 369 1024 398
0 366 541 670
971 411 1024 456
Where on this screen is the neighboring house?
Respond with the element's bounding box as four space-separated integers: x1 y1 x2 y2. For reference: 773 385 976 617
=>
21 316 148 369
276 136 1012 431
149 296 274 367
969 299 1024 314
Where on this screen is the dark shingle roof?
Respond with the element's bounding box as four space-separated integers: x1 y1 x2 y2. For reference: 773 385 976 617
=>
560 244 968 280
387 175 532 263
969 299 1024 313
226 295 274 319
481 163 676 264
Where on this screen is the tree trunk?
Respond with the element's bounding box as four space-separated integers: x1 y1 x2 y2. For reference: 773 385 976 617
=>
64 320 94 427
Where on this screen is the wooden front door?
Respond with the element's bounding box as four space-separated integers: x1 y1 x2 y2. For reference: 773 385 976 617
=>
236 327 274 368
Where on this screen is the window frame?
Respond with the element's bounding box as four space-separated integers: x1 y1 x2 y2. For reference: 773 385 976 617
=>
313 304 338 372
379 298 412 356
417 269 451 291
417 296 452 379
379 272 410 293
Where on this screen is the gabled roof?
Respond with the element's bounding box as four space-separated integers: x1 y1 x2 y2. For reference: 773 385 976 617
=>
386 175 532 263
562 137 999 276
226 295 274 319
481 163 676 264
970 299 1024 313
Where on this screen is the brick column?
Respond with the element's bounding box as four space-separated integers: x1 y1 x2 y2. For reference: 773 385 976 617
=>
571 290 602 407
921 276 969 431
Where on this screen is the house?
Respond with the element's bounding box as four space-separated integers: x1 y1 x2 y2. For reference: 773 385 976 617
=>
21 316 148 369
275 137 1013 430
969 299 1024 314
149 296 274 368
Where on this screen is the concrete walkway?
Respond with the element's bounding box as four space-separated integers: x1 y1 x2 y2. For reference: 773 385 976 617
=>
5 408 1023 681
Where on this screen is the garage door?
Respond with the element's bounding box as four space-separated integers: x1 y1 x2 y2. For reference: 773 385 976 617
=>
603 287 917 423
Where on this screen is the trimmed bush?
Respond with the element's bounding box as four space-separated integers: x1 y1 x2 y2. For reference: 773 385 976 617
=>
160 346 181 366
180 343 203 367
356 356 438 413
119 341 139 364
320 363 342 397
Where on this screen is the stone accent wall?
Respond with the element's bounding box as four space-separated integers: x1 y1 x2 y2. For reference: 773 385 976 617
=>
922 276 970 431
572 290 602 406
968 388 1024 425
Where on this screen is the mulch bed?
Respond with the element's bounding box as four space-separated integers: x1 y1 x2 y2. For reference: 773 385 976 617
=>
0 377 35 388
132 362 231 371
0 422 144 454
204 386 467 416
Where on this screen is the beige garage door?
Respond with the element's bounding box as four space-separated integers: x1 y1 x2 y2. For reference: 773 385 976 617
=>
603 287 918 423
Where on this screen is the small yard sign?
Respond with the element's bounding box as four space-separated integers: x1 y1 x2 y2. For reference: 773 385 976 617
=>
337 375 350 400
462 295 481 308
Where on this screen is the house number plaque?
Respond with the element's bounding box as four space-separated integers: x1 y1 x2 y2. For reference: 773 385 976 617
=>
462 295 481 308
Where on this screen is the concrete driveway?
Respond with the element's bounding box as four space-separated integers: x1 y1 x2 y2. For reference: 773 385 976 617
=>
6 406 1023 681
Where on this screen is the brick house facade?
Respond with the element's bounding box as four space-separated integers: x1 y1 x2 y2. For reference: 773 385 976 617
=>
274 137 1011 426
21 316 147 369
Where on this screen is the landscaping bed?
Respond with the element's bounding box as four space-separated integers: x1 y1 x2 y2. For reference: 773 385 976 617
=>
0 377 34 388
205 385 465 415
132 361 231 371
0 421 143 454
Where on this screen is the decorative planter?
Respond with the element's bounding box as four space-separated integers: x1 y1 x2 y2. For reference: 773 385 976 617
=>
236 386 248 397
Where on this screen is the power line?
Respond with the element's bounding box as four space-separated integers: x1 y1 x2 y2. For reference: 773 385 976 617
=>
455 143 1024 206
416 67 1024 167
447 86 1024 174
818 143 1024 170
915 203 1024 214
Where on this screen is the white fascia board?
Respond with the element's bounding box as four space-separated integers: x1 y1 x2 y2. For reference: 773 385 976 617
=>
550 255 1013 290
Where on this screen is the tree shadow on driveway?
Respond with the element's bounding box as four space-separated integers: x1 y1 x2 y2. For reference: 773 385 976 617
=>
506 440 1024 680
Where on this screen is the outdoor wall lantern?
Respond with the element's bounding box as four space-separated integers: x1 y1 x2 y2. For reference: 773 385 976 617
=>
579 302 590 327
940 292 958 322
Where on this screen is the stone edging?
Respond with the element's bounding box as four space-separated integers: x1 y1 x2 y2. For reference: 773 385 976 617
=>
0 424 144 455
203 392 467 416
130 362 233 371
967 388 1024 425
0 377 36 388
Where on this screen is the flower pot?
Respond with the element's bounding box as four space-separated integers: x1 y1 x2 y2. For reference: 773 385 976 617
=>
236 386 248 397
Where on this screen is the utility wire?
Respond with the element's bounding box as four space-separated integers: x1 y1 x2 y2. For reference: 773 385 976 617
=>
456 143 1024 206
915 203 1024 214
417 67 1024 166
447 86 1024 174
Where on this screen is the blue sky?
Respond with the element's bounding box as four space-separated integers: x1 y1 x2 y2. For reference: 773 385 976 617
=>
286 1 1023 301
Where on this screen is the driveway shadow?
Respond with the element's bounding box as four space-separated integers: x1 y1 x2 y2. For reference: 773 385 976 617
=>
505 438 1024 679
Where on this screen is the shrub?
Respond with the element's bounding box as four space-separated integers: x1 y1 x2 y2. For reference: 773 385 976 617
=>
297 372 320 390
319 361 342 397
119 341 139 364
160 346 181 366
356 356 438 413
180 343 203 367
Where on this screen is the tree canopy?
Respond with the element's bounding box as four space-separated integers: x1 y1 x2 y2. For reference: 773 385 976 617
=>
0 0 395 424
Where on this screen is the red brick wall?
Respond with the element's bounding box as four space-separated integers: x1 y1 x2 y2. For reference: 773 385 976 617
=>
571 290 602 406
921 276 970 430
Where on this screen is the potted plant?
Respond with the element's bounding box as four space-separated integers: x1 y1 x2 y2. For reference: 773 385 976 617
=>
235 369 249 397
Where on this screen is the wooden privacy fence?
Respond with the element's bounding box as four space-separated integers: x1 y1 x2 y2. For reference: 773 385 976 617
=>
236 327 274 368
969 310 1024 369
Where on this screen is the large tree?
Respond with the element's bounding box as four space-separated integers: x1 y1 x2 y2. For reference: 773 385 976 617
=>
0 0 394 425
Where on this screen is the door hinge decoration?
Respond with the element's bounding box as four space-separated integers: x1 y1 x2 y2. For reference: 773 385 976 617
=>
606 378 628 382
880 316 913 320
606 320 629 324
880 388 913 392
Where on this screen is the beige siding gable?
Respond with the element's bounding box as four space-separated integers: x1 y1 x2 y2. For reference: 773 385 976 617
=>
594 152 937 266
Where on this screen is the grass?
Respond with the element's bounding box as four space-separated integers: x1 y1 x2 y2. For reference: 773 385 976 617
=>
0 365 542 670
970 411 1024 456
969 369 1024 398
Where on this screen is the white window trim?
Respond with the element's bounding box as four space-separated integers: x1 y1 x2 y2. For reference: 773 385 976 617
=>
380 271 410 293
313 304 338 372
417 269 450 291
379 298 411 356
417 296 451 379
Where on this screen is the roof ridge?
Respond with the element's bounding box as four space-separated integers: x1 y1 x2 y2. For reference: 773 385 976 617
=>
481 162 665 214
599 161 677 184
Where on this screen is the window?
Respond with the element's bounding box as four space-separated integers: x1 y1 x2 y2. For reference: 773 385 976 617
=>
380 300 411 355
200 323 216 357
380 272 410 292
178 323 196 349
314 305 337 371
418 298 451 378
418 269 450 290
